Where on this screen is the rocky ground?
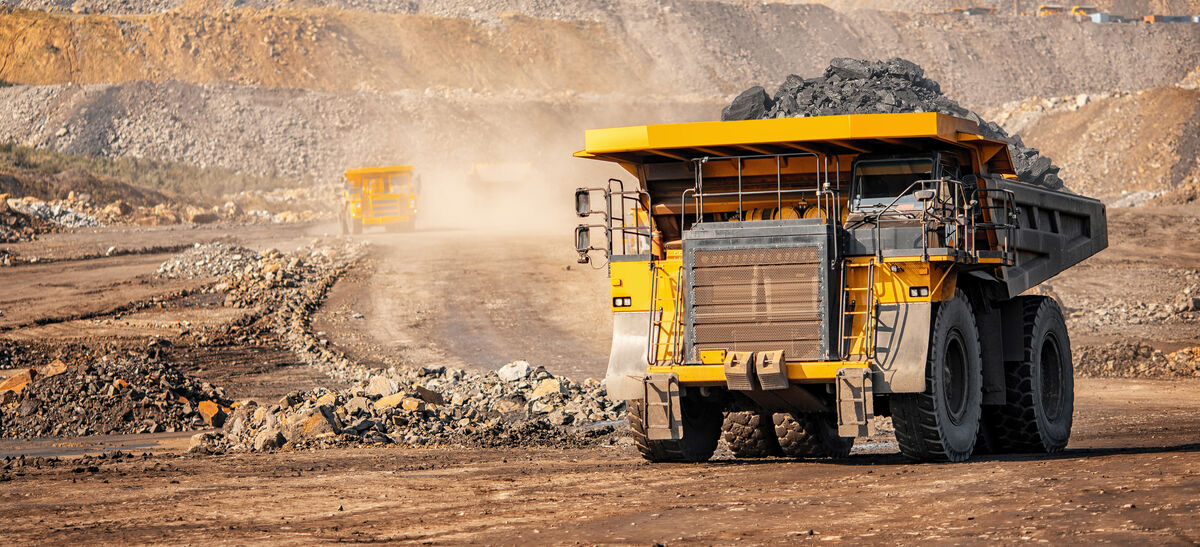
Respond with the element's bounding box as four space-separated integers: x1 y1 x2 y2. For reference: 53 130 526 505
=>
2 376 1198 544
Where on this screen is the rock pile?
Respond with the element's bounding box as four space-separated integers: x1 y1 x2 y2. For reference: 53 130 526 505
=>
721 58 1067 191
0 353 234 438
7 197 103 228
1076 342 1200 379
191 359 623 453
0 195 49 243
157 242 265 280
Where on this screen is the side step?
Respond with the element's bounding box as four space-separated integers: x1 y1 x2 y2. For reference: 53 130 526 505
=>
643 373 682 441
836 368 874 437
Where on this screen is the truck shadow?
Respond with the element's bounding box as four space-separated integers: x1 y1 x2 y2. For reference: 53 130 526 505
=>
705 442 1200 466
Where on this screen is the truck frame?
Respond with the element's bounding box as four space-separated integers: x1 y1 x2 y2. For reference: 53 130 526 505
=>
341 165 419 234
573 113 1107 462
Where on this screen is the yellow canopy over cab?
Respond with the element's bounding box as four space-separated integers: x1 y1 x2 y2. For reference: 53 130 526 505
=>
574 112 1015 175
344 165 414 179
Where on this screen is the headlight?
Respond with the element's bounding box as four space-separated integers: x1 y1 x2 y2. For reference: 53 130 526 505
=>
612 297 632 308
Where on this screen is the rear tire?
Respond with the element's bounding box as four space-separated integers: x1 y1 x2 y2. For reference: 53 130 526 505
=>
628 393 722 462
773 412 852 458
983 296 1074 453
892 289 983 462
350 217 363 235
722 411 783 458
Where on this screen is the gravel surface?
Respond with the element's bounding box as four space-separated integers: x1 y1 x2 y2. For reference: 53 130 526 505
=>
722 58 1068 190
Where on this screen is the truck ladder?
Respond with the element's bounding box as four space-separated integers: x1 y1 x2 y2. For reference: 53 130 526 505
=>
840 260 878 360
646 264 685 365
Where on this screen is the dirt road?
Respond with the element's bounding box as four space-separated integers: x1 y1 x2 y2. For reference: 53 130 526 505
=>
2 377 1198 544
312 228 613 379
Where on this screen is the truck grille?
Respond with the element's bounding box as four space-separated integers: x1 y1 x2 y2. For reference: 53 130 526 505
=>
689 246 825 360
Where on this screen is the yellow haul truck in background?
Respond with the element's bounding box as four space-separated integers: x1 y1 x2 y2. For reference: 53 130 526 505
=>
573 113 1106 462
341 165 419 234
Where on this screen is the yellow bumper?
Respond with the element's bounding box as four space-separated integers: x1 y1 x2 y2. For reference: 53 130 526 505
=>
646 361 871 386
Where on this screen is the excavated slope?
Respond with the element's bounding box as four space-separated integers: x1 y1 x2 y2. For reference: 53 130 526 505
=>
0 81 722 180
6 0 1200 17
987 83 1200 204
0 4 1198 109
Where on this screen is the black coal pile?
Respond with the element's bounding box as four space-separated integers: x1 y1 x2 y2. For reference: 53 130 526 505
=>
722 58 1066 191
0 353 233 439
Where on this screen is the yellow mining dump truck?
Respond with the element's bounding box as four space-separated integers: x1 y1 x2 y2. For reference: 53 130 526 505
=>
341 165 419 234
573 113 1107 462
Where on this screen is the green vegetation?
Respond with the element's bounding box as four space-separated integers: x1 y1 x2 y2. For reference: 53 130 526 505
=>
0 142 296 197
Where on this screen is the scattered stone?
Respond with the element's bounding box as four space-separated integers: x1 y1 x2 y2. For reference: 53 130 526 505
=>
530 378 566 400
497 361 532 382
366 376 398 397
197 400 227 428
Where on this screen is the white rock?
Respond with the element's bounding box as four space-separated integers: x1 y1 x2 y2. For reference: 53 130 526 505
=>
496 360 532 382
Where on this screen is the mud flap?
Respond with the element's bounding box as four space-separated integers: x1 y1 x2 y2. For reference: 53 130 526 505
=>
643 373 682 441
871 302 931 393
836 368 874 438
605 311 654 401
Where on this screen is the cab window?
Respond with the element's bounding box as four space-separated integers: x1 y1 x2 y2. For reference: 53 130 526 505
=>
852 159 934 210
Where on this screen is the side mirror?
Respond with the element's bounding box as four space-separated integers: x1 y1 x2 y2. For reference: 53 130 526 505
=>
914 189 936 202
575 225 591 254
575 188 591 217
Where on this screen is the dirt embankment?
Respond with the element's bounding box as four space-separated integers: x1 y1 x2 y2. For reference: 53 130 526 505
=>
986 76 1200 204
0 81 719 182
0 4 1198 107
816 0 1200 15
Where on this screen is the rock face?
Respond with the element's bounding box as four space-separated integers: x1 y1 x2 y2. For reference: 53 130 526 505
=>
721 58 1068 192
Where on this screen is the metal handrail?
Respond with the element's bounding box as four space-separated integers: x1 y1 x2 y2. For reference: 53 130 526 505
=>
690 152 827 227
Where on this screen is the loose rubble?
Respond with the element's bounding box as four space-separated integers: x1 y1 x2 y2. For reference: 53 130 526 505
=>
157 242 264 279
191 360 623 454
6 198 102 228
0 354 233 438
1076 342 1200 379
0 195 49 243
722 58 1068 191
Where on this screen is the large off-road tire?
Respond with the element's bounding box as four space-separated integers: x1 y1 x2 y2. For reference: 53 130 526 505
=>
338 210 349 235
628 395 722 462
773 412 853 458
892 289 983 462
983 296 1074 453
722 411 783 458
350 216 363 235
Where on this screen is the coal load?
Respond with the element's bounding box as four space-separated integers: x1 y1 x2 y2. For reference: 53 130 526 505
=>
722 58 1067 191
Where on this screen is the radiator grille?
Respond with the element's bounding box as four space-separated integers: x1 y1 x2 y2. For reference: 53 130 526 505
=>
690 246 824 359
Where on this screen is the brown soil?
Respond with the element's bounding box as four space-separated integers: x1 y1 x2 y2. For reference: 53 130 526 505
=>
1 377 1198 544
